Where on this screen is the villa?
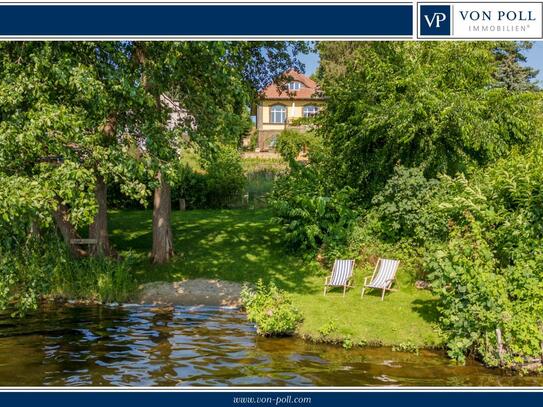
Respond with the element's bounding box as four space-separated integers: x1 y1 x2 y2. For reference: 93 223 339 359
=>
254 70 324 151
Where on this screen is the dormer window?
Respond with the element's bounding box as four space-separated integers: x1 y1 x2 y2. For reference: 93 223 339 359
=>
288 81 303 91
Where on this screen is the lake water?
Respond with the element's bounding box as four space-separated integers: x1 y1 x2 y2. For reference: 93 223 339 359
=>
0 305 542 387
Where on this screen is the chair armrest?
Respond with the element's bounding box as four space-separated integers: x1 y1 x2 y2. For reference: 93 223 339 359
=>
324 276 331 285
363 276 369 286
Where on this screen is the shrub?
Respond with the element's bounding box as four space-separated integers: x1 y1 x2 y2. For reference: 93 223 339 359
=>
204 145 245 208
269 163 359 253
172 145 245 209
240 280 303 336
318 318 338 337
426 145 543 366
0 236 61 316
0 234 136 316
275 129 321 166
50 252 137 304
426 223 508 364
371 166 447 243
172 164 209 209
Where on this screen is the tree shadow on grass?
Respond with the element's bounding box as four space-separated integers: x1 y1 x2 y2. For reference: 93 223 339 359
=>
109 209 317 295
411 298 440 325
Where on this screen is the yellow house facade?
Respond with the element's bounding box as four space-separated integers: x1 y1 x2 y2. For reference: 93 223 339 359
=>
255 70 324 151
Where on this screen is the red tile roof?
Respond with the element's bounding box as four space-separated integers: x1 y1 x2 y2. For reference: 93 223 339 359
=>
261 70 322 100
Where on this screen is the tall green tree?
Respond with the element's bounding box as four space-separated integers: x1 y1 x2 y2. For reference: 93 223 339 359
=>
127 41 309 263
316 42 542 202
0 42 150 256
0 41 310 264
493 41 539 91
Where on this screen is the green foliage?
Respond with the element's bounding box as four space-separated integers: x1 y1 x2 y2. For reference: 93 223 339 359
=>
172 165 209 209
172 145 245 209
342 335 354 350
282 42 543 367
204 145 246 208
0 40 313 312
0 176 55 249
426 145 543 366
370 166 446 243
275 129 322 166
241 280 303 336
494 42 539 91
0 236 62 316
50 253 136 304
269 164 358 252
244 129 259 151
316 42 542 201
0 40 309 257
0 42 148 214
392 342 420 354
0 235 135 316
318 318 339 337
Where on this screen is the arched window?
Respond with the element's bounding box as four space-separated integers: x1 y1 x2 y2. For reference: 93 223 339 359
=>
270 104 287 123
303 105 319 117
287 81 303 91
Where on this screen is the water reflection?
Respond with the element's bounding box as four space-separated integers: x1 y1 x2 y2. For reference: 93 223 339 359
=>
0 305 541 387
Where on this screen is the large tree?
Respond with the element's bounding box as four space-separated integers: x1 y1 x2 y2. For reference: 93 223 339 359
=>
0 42 149 256
127 41 309 263
0 41 310 264
316 41 542 202
493 41 539 91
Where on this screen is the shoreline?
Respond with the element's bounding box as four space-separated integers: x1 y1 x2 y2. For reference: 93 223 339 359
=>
33 292 543 373
42 277 443 351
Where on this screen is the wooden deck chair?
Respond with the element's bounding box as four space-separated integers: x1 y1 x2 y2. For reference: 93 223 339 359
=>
361 258 400 301
323 259 355 297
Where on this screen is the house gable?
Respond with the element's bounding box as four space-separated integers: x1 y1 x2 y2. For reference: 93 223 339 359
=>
260 70 322 101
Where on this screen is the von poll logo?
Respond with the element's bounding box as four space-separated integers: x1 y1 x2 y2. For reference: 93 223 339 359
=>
419 2 543 39
420 4 451 36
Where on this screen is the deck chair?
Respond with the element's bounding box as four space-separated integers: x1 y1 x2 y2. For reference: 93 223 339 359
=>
361 258 400 301
323 259 355 297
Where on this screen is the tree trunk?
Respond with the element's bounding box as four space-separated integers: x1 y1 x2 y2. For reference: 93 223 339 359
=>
89 173 112 257
87 113 116 257
52 201 84 257
135 43 174 264
151 172 173 264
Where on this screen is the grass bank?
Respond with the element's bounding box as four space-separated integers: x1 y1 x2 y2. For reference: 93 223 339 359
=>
109 208 442 348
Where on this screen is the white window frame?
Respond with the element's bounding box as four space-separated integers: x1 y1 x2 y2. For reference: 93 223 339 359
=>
303 105 319 117
270 104 287 123
287 81 302 91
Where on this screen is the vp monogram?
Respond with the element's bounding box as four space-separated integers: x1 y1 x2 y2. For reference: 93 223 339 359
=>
419 4 451 36
424 12 448 28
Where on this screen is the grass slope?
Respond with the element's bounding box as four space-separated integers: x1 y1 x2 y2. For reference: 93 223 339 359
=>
109 209 442 347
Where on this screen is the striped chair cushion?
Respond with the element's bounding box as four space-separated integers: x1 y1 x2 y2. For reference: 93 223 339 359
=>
329 260 354 286
367 259 399 289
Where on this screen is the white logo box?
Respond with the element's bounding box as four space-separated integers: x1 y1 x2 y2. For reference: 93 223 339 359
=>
451 2 543 39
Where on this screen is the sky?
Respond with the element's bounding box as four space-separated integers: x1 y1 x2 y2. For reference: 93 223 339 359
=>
524 42 543 85
299 51 320 76
299 42 543 85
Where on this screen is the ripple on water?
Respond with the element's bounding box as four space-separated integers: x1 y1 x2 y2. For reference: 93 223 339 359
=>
1 305 543 386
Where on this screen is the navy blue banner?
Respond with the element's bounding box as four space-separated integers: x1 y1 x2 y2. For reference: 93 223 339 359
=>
1 391 543 407
0 4 412 37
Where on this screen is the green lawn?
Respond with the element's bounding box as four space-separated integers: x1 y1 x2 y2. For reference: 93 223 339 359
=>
109 208 442 348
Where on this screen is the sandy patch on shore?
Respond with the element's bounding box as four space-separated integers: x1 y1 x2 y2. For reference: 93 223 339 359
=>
137 279 245 307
